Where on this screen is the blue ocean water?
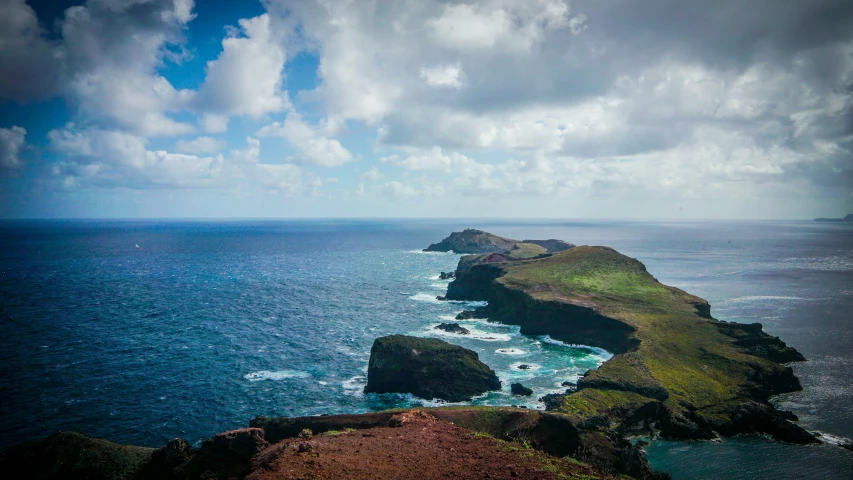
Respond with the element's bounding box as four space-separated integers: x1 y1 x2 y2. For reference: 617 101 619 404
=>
1 219 851 479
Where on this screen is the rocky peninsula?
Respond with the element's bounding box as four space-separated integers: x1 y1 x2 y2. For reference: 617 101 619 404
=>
439 230 813 443
0 229 831 479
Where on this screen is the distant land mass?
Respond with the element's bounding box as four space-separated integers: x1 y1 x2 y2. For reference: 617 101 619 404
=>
814 214 853 222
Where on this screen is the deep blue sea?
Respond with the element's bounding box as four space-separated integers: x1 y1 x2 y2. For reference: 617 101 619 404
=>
1 219 851 479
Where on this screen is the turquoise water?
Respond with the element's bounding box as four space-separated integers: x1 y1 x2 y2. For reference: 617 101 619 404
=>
1 219 851 478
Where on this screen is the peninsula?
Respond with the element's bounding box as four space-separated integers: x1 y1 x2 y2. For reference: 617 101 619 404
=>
0 229 829 480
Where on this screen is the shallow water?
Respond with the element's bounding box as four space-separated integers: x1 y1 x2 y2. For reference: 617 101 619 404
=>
1 219 851 479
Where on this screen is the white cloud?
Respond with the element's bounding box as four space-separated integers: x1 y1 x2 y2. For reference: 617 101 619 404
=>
257 112 353 167
420 64 464 88
56 0 197 137
194 14 289 118
46 127 314 195
200 114 229 134
360 167 383 181
382 181 420 198
0 126 27 171
175 136 226 154
0 0 59 101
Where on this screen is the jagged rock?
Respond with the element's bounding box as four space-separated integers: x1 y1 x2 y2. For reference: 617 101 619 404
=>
200 427 269 461
436 295 446 301
434 323 470 335
511 383 534 396
363 335 501 402
517 364 533 370
561 381 576 388
439 271 455 280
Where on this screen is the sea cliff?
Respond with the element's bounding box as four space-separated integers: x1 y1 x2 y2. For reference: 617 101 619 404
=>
444 240 813 443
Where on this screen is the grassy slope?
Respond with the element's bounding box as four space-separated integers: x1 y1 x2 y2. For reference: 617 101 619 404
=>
495 246 782 423
505 242 549 260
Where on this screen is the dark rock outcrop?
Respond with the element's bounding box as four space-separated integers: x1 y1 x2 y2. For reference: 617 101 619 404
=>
511 383 534 396
363 335 501 402
434 323 470 335
439 271 455 279
424 229 520 253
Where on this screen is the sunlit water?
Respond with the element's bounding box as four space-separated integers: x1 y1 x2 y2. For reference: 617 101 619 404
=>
1 219 851 479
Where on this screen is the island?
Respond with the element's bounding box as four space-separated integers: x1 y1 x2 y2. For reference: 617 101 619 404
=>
814 214 853 222
0 229 834 480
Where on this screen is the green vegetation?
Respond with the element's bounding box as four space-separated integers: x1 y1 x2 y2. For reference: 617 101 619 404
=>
468 245 809 440
505 242 548 260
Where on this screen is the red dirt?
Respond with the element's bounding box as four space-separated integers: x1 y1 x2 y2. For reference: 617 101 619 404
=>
245 411 607 480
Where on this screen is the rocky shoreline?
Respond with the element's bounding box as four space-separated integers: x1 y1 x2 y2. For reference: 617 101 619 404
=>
1 229 844 479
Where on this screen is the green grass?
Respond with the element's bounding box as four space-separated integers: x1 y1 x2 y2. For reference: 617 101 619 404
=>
490 245 788 428
505 242 548 260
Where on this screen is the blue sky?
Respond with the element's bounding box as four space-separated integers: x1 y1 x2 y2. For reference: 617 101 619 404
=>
0 0 851 219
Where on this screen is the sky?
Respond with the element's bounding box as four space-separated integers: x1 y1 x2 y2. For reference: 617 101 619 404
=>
0 0 851 219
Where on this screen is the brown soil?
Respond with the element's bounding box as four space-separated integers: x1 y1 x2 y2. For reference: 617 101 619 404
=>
246 411 607 480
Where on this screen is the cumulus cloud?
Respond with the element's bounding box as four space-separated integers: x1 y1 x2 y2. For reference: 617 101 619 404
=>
46 126 311 195
175 136 226 154
194 14 289 118
0 126 27 172
0 0 59 101
420 64 464 88
257 112 353 167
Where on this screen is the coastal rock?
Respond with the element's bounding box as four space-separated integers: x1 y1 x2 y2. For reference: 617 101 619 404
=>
434 323 470 335
517 364 533 370
200 427 269 461
363 335 501 402
511 383 534 396
439 271 455 280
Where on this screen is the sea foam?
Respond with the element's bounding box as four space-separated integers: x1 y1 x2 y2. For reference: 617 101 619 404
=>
245 370 310 382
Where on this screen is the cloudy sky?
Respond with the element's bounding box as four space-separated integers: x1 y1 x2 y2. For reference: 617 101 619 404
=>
0 0 851 219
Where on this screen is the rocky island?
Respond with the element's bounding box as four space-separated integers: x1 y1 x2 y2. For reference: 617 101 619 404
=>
0 229 832 480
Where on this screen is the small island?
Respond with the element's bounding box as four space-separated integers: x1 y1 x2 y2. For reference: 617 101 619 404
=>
814 214 853 222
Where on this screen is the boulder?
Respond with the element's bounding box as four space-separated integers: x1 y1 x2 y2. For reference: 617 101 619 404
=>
511 383 534 396
434 323 470 335
363 335 501 402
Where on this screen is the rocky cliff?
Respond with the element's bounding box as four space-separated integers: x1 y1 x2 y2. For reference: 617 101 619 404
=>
363 335 501 402
445 242 814 444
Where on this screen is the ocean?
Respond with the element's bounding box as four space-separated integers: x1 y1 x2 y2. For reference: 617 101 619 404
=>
1 219 851 479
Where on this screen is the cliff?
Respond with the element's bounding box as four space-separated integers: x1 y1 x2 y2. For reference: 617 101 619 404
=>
0 408 667 479
445 243 814 443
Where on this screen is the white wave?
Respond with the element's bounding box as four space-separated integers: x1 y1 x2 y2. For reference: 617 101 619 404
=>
428 324 513 342
813 431 851 446
409 293 442 303
342 375 367 395
431 283 451 289
536 335 614 361
495 348 528 355
245 370 310 382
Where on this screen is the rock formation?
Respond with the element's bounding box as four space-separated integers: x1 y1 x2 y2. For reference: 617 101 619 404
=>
363 335 501 402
